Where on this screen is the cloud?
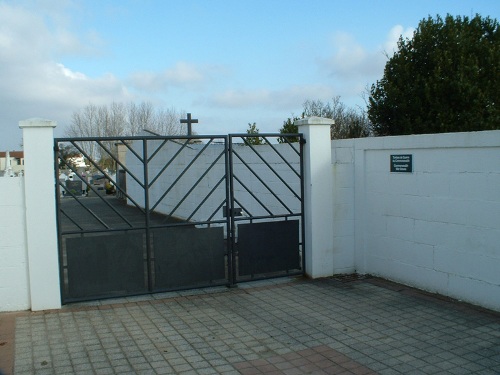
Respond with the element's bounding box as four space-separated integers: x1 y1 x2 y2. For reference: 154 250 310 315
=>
384 25 415 54
128 62 223 92
0 2 130 148
206 84 335 111
320 25 415 81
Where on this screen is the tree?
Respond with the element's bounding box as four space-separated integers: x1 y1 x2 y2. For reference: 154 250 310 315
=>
278 117 300 143
66 101 185 162
57 144 81 169
67 101 184 138
368 14 500 136
302 97 371 139
245 122 263 145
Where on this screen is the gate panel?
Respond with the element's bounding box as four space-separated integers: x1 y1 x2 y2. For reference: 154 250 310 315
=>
55 135 231 303
228 134 305 283
237 220 300 277
152 226 226 290
64 232 146 300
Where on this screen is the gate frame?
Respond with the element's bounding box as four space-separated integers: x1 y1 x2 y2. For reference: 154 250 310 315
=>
54 132 305 303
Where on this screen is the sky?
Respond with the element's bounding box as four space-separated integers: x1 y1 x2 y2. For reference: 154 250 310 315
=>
0 0 499 150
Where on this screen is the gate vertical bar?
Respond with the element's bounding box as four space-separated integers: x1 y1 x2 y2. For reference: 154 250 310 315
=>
54 140 65 302
227 135 236 286
143 139 153 291
299 135 306 274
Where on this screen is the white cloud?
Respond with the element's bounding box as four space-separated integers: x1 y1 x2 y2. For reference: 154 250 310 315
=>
206 84 335 111
128 62 223 92
0 2 130 148
384 25 415 54
320 25 415 81
313 24 415 107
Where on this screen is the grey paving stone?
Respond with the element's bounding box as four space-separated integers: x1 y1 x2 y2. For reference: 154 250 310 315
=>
9 278 500 375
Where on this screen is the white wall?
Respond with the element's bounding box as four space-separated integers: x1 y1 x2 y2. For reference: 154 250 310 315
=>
0 178 30 311
331 139 356 274
332 130 500 311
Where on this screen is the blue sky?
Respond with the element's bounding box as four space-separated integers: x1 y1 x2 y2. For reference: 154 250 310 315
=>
0 0 499 150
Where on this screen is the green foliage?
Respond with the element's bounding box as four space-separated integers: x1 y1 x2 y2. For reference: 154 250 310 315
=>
246 122 264 145
368 14 500 136
278 117 300 143
99 156 115 171
58 144 81 169
303 97 371 139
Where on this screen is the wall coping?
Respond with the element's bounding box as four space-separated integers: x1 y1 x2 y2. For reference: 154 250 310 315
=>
19 118 57 129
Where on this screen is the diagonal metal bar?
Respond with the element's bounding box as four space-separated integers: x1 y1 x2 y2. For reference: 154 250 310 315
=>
95 140 145 189
207 200 226 222
240 136 301 198
232 151 294 214
186 175 226 222
119 138 144 163
146 138 169 163
61 144 145 215
164 150 225 222
59 167 133 229
150 139 215 211
232 174 273 216
275 134 302 156
58 180 110 230
186 177 225 221
233 144 301 201
70 140 145 192
233 198 252 218
261 136 301 178
148 138 192 188
96 139 145 189
59 208 84 231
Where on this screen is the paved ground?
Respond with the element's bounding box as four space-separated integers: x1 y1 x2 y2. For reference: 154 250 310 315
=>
1 276 499 375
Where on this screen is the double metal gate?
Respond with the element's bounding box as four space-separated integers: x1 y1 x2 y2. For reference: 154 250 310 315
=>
55 133 304 303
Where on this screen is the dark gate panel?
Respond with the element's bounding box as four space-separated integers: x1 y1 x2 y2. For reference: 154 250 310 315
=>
152 226 226 290
64 232 146 300
237 220 300 277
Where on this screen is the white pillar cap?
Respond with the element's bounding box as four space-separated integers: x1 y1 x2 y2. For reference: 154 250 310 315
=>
19 118 57 129
295 116 335 126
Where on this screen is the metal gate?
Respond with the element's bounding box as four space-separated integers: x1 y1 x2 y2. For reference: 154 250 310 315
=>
55 133 304 303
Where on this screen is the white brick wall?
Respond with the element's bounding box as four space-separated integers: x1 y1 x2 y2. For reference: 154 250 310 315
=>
332 130 500 311
331 140 355 273
0 178 30 311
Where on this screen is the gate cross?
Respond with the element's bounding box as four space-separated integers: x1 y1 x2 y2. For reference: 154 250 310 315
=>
180 113 198 136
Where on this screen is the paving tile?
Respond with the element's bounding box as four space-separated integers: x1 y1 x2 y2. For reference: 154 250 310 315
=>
5 277 500 375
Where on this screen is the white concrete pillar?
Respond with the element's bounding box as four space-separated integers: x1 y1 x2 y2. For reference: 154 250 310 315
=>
296 116 335 278
19 118 61 311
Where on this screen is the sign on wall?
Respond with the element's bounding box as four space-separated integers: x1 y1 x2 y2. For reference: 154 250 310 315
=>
390 154 413 173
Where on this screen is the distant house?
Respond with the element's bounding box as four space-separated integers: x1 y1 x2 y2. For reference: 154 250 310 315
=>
0 151 24 175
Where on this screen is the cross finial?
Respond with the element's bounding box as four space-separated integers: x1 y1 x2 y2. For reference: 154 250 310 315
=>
180 113 199 136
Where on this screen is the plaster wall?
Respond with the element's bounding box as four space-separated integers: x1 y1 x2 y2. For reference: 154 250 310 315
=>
332 130 500 311
0 178 30 311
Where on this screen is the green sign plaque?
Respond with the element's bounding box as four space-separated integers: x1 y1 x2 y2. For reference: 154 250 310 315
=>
390 154 413 173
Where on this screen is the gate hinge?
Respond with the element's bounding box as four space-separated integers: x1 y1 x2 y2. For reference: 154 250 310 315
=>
300 138 306 145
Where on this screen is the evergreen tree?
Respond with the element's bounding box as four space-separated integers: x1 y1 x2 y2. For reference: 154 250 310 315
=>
368 14 500 135
246 122 263 145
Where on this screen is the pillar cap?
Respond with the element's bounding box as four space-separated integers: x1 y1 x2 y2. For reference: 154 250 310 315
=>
19 118 57 129
295 116 334 126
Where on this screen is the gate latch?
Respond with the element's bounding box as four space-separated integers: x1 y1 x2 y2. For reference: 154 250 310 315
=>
223 206 243 217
